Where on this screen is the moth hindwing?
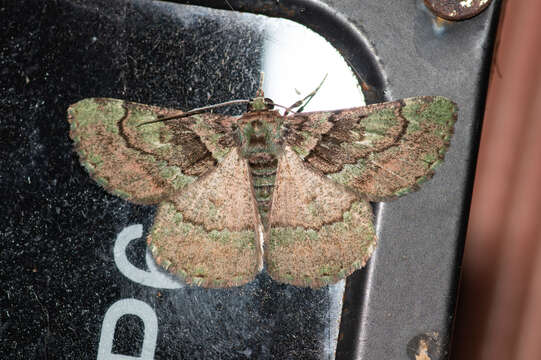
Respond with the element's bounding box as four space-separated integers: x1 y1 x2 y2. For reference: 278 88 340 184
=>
67 94 456 287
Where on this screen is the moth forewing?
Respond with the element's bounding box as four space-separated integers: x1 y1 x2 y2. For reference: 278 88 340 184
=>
287 96 457 201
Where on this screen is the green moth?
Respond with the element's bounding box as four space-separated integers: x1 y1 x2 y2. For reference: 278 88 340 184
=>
67 90 456 288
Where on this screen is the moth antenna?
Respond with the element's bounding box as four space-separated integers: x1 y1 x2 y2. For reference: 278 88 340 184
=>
284 73 328 115
137 99 250 127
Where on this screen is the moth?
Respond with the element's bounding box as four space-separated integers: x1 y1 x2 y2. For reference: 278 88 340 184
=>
67 86 456 288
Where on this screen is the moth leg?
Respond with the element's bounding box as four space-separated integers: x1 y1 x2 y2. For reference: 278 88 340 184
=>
284 74 328 115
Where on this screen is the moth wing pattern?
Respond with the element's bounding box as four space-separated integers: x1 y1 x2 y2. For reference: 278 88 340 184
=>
286 96 457 201
147 148 264 287
267 147 377 287
67 98 236 204
67 94 457 288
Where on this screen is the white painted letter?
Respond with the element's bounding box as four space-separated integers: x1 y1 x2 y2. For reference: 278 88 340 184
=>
114 224 183 289
97 299 158 360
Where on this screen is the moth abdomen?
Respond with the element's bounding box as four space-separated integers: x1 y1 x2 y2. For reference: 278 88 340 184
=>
248 156 278 229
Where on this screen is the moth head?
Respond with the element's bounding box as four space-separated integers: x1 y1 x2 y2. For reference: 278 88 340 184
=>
247 97 274 112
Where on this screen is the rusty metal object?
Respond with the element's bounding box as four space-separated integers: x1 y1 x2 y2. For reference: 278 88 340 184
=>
424 0 493 20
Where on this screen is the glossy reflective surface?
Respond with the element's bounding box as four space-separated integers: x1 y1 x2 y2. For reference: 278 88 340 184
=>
262 17 364 111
